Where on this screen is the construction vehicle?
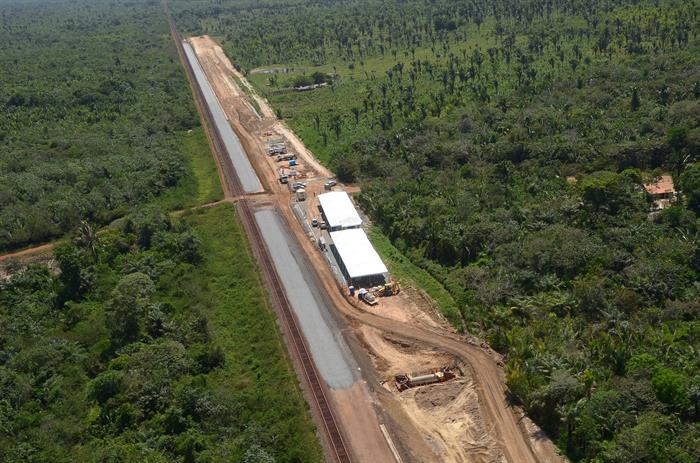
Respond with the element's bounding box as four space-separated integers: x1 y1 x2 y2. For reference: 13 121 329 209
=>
371 279 400 297
266 139 287 155
296 188 307 201
395 366 457 391
268 145 287 155
279 168 289 184
276 153 297 162
358 288 378 306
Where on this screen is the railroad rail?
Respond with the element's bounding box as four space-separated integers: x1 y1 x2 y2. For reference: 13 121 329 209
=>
163 3 352 461
164 3 240 198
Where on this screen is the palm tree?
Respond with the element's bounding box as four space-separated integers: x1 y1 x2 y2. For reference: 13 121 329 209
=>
350 107 361 124
75 220 100 263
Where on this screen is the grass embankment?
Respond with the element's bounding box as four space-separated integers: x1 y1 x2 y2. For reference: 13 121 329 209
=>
367 226 461 327
154 128 224 210
232 75 263 116
174 205 322 462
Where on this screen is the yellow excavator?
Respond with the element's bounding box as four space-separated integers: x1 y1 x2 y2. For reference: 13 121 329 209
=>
372 279 400 297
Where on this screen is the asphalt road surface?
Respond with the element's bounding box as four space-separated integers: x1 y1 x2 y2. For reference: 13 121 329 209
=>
182 42 263 194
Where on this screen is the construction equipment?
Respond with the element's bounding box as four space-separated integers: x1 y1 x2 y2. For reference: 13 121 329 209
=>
358 288 378 306
371 279 400 297
279 168 289 184
267 139 287 155
296 188 307 201
276 153 297 162
395 366 457 391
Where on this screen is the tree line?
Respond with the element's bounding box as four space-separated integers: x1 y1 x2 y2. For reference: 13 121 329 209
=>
0 206 322 462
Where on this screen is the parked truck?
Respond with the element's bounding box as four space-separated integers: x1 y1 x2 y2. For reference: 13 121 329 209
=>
279 168 289 184
358 288 378 306
395 367 457 391
275 153 297 162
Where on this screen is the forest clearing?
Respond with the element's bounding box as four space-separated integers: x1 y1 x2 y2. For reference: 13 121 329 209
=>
182 31 564 462
172 0 700 461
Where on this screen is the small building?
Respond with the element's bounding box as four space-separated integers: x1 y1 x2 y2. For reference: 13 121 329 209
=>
317 191 362 231
329 228 388 288
643 174 676 210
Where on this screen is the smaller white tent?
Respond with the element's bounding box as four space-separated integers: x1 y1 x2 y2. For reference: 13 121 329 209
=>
318 191 362 230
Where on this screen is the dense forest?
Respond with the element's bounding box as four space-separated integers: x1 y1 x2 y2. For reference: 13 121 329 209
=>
0 0 205 251
173 0 700 460
0 205 322 462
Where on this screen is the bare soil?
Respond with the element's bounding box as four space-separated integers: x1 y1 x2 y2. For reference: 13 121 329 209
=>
358 326 505 463
0 251 58 281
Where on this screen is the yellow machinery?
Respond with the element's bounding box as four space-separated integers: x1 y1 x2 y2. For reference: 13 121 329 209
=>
371 279 400 297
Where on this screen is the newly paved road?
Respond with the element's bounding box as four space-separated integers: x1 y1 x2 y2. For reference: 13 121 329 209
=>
255 208 357 389
182 42 263 194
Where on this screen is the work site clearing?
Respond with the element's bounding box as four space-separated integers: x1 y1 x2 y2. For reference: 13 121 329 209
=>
182 34 568 463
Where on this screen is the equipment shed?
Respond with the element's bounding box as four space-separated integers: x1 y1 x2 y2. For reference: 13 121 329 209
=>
329 228 388 287
318 191 362 231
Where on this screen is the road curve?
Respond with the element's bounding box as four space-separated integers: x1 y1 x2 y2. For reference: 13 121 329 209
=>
273 205 543 463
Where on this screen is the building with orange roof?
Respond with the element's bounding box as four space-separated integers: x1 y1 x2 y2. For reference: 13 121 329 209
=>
643 174 676 210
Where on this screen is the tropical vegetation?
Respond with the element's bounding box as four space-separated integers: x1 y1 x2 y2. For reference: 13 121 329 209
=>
0 205 322 463
0 0 216 251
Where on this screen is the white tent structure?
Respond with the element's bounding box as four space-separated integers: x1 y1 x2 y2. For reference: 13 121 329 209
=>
318 191 362 231
329 228 388 287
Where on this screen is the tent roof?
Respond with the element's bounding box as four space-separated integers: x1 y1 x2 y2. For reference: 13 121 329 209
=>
318 191 362 229
330 228 388 279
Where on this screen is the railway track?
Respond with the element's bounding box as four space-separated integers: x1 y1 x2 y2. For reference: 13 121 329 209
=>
238 201 352 463
164 4 352 462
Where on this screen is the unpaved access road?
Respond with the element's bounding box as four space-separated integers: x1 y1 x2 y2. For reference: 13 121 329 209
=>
181 34 397 462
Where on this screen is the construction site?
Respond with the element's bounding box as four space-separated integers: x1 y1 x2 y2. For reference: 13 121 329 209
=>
166 15 565 463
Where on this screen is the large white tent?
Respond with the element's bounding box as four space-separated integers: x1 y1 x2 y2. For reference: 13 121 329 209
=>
329 228 387 286
318 191 362 230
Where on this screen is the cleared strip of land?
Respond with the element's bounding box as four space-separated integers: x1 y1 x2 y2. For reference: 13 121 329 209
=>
182 42 263 194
